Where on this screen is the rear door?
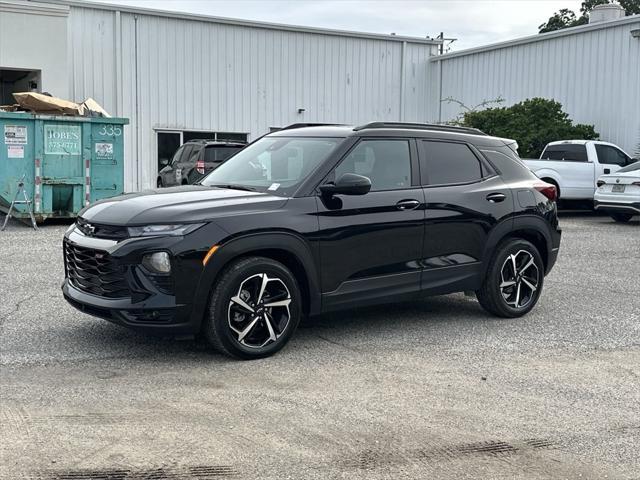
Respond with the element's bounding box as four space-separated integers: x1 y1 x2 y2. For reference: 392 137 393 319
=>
418 139 513 294
161 145 184 187
316 138 425 310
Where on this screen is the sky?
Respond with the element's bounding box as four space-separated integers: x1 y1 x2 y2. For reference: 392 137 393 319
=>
89 0 585 51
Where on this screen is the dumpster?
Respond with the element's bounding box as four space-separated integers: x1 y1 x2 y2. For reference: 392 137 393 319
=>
0 112 129 221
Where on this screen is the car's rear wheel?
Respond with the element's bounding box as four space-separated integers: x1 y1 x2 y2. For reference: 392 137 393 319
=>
610 212 633 223
203 256 302 359
476 239 544 318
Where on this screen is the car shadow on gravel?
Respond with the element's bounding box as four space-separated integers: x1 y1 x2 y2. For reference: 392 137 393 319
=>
52 293 491 363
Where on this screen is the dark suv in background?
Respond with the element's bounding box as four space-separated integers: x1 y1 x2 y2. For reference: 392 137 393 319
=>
63 122 561 359
157 139 245 187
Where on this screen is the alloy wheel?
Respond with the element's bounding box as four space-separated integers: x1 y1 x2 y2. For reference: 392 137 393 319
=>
227 273 292 348
499 250 539 309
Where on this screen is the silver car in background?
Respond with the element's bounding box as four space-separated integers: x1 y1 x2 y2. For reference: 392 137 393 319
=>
594 161 640 223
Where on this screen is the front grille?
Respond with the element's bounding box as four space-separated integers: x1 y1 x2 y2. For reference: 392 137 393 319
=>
76 218 129 240
64 241 130 298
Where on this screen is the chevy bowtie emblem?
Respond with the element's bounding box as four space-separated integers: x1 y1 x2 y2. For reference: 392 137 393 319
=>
85 223 96 234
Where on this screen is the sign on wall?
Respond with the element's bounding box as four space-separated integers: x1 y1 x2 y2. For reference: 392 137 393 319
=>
44 124 81 155
4 125 27 145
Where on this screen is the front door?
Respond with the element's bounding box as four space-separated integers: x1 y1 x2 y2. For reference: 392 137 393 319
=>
418 139 514 294
316 138 425 311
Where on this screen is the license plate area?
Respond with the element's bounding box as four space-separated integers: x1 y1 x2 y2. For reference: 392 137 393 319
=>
612 184 625 193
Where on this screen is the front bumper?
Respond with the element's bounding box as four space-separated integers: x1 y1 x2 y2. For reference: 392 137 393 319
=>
61 225 208 335
62 279 199 335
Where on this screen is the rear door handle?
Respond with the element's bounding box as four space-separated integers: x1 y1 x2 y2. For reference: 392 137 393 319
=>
486 192 506 203
396 199 420 211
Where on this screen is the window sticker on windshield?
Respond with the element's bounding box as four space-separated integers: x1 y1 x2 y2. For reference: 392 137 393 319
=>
268 183 280 191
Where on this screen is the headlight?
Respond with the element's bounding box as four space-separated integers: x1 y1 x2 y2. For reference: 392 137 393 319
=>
127 223 204 237
142 252 171 274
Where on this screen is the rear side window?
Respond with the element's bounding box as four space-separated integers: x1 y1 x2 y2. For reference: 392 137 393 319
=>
204 146 243 163
595 144 629 166
421 141 483 185
541 144 587 162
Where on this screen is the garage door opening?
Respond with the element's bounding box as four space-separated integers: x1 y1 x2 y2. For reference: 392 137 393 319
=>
0 68 41 105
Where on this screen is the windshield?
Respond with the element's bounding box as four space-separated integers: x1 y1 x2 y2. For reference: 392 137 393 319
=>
618 160 640 173
201 136 341 195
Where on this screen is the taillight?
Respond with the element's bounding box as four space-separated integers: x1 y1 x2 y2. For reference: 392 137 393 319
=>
632 181 640 186
534 182 557 201
196 159 205 174
597 180 606 187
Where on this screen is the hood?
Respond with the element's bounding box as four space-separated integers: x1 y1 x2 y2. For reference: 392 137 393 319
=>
79 185 288 225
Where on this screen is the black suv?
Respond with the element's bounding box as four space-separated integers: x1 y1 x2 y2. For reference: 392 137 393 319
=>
63 122 561 359
157 139 245 187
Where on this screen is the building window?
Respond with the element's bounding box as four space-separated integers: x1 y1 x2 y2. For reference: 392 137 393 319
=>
156 130 248 172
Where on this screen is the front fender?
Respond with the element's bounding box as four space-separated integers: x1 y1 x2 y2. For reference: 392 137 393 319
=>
190 231 322 328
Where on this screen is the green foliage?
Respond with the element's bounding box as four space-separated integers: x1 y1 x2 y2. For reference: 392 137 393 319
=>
461 98 599 158
539 8 587 33
619 0 640 14
539 0 638 33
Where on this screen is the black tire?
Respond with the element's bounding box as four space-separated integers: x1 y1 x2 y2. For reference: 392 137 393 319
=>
203 256 302 359
610 212 633 223
156 177 163 188
476 238 544 318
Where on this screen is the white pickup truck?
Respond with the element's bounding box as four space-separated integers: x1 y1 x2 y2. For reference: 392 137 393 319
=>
522 140 638 200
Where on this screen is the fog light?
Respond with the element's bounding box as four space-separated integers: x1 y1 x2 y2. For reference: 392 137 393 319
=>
142 252 171 274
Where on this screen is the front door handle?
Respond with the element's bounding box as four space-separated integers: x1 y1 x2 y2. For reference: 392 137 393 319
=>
396 199 420 211
486 192 506 203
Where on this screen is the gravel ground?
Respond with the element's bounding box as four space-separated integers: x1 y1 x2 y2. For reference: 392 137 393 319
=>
1 212 639 479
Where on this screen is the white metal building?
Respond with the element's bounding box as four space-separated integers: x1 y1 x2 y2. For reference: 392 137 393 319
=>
0 0 440 190
1 0 639 191
431 8 640 157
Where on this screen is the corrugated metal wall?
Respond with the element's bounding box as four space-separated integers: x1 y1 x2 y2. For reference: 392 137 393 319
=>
67 7 438 191
432 18 640 156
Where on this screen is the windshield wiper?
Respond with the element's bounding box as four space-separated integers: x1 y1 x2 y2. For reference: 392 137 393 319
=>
208 183 258 192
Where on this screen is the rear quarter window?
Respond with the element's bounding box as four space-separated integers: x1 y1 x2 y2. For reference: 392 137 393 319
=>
480 149 537 181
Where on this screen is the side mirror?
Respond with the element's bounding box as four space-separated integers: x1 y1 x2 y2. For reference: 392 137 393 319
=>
160 158 169 167
320 173 371 196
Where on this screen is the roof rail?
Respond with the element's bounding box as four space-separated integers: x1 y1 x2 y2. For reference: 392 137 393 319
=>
278 123 347 131
353 122 487 136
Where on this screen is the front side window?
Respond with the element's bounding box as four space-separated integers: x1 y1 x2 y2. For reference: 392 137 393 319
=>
421 141 483 185
201 136 341 196
595 144 629 166
334 140 411 191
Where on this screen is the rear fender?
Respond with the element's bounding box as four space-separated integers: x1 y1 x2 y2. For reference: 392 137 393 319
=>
482 215 554 278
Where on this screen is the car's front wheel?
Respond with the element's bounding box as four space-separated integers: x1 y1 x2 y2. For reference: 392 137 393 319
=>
610 212 633 223
476 239 544 318
203 256 302 359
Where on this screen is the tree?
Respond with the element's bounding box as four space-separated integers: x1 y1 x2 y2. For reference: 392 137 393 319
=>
461 98 599 158
538 0 639 33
